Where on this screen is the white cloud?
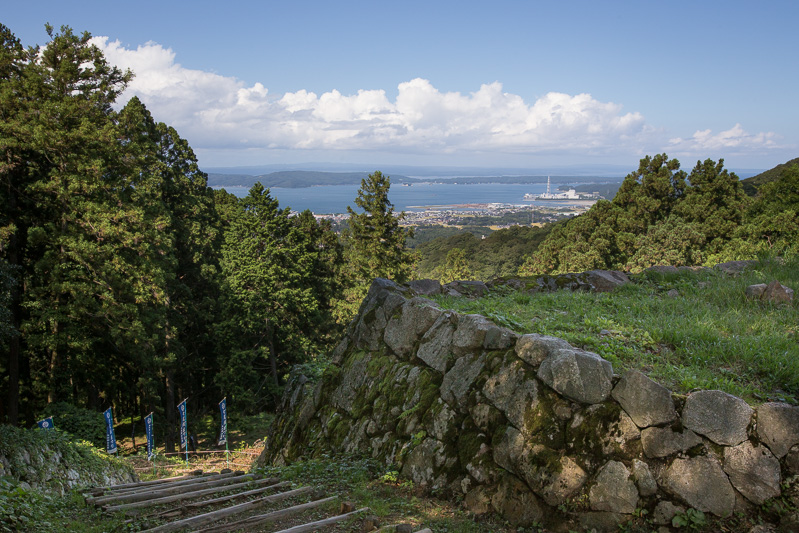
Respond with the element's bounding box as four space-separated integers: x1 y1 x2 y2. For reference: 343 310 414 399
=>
667 123 779 156
93 37 773 164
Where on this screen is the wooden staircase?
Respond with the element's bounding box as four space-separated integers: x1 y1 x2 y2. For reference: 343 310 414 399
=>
84 469 428 532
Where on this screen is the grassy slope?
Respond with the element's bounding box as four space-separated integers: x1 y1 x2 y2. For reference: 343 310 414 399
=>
435 256 799 404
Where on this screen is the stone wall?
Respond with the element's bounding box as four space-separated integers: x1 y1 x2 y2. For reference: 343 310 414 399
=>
261 277 799 531
0 425 137 495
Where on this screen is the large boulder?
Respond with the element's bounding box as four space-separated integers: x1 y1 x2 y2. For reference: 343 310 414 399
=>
763 280 794 303
723 441 781 505
453 314 516 354
384 298 443 359
632 459 657 497
663 455 736 517
482 360 538 432
408 279 442 296
443 280 489 298
682 390 753 446
515 334 573 369
490 473 546 526
611 370 677 428
440 353 485 407
416 313 457 373
537 348 613 404
589 460 639 514
715 260 758 275
583 270 631 292
641 426 703 459
351 279 409 351
757 402 799 458
494 427 587 506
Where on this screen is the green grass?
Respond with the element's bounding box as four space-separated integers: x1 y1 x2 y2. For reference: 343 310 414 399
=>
434 255 799 404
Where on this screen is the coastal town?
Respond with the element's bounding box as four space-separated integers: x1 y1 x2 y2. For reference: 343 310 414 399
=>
315 201 597 229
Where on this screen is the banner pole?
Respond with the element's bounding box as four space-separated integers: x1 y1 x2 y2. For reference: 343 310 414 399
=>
184 403 189 468
178 399 189 468
219 397 229 469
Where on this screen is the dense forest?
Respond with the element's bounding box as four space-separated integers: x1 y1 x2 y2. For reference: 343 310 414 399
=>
2 24 797 454
0 25 415 448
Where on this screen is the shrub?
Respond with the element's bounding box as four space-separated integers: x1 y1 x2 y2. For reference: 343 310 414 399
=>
39 402 106 448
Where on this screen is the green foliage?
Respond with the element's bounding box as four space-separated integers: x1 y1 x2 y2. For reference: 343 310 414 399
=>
417 224 552 281
0 19 349 427
520 155 751 274
672 508 707 530
257 454 380 488
740 157 799 196
0 259 17 346
38 403 106 448
0 23 228 431
0 425 133 494
217 184 342 411
0 476 128 533
338 171 416 320
730 164 799 259
439 248 472 283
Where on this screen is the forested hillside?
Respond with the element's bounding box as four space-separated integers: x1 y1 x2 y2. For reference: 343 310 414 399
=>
415 225 553 281
740 157 799 196
0 25 414 446
520 155 799 275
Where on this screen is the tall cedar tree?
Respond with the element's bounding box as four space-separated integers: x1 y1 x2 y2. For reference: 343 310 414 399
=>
0 23 28 424
116 97 222 451
3 25 138 421
0 25 226 434
340 171 415 319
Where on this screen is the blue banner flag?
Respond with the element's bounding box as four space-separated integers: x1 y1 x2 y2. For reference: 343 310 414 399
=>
144 413 155 461
37 416 54 430
178 399 187 450
103 408 117 454
218 398 227 446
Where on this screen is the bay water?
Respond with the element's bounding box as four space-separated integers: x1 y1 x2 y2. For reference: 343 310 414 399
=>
214 182 590 214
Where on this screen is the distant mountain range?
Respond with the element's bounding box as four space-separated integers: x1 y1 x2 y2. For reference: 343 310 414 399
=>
204 163 770 189
203 162 636 178
205 171 628 189
206 171 414 188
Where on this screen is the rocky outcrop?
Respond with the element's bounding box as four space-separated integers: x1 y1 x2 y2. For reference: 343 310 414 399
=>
502 269 630 294
261 278 799 531
746 281 795 303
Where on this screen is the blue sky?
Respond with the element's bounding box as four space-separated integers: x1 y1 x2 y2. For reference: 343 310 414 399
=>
4 1 798 172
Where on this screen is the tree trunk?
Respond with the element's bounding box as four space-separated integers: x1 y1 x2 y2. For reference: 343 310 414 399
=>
47 320 59 404
6 336 20 424
266 318 278 388
4 175 21 425
165 370 176 453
